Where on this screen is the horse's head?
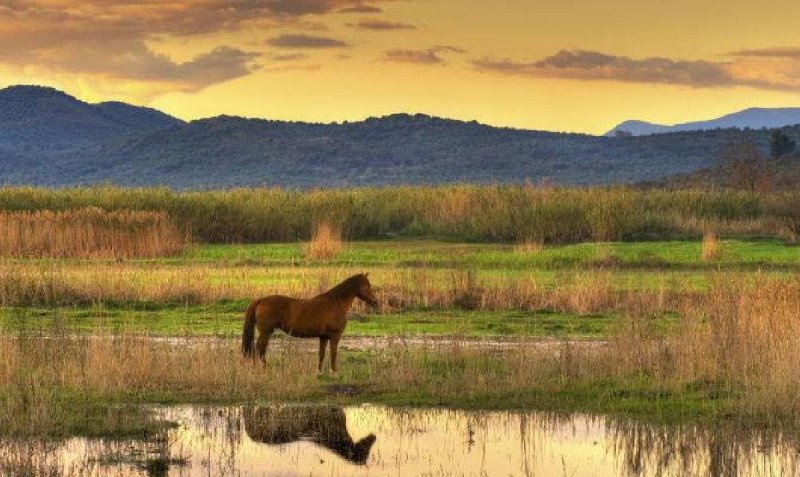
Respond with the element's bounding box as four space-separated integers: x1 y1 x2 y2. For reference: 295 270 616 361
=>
356 273 379 308
349 433 377 464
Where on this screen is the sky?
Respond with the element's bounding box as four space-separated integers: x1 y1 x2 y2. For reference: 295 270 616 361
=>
2 0 800 134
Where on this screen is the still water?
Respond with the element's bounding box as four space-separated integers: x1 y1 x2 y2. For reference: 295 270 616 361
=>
2 405 798 476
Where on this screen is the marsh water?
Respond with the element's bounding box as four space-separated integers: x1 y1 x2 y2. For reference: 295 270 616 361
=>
3 405 799 477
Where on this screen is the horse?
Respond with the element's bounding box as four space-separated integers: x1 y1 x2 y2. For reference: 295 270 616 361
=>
242 404 377 465
242 273 379 373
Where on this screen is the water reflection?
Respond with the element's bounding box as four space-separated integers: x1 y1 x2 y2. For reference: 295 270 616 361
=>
1 405 799 476
243 404 376 465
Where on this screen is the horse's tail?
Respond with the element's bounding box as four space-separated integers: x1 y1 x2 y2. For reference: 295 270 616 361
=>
242 300 258 358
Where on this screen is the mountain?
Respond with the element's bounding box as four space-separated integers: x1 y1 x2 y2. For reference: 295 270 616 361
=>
607 107 800 137
0 85 183 152
0 85 797 188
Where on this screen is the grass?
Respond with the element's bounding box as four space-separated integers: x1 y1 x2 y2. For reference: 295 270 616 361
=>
0 185 797 243
0 305 635 338
180 239 800 269
0 273 798 430
701 232 721 261
0 208 188 259
1 235 798 439
303 222 343 260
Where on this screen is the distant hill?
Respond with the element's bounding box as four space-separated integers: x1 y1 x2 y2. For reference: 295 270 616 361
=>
0 85 183 152
607 107 800 137
1 85 799 188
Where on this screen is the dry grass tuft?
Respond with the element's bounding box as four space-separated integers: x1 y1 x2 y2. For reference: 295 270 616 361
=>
0 208 188 259
701 232 721 261
304 222 343 260
513 237 544 254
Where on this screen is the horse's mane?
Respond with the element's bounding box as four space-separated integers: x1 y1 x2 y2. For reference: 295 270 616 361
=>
323 274 365 299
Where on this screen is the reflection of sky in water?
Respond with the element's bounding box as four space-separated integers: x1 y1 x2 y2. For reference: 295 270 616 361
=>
2 405 798 476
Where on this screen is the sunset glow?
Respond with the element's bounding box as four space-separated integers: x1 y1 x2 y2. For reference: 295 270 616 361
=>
3 0 800 133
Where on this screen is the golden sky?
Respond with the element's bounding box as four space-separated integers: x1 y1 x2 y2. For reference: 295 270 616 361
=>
2 0 800 134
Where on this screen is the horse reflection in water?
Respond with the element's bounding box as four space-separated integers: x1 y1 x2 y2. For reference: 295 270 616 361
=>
242 405 377 465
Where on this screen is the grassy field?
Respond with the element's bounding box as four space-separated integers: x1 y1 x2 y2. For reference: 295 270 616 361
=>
2 305 628 338
182 239 800 268
0 238 795 337
1 235 799 438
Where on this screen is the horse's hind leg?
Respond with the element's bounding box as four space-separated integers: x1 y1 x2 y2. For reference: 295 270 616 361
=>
256 329 273 367
317 337 329 374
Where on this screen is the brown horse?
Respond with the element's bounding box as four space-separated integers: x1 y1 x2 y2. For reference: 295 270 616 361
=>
242 273 379 373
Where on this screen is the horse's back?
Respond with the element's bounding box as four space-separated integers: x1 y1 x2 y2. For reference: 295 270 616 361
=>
252 295 295 327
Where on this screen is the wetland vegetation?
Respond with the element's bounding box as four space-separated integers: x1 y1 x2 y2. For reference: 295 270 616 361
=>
0 185 798 474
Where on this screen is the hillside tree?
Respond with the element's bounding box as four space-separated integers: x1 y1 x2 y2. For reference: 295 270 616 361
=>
769 130 796 159
718 136 772 192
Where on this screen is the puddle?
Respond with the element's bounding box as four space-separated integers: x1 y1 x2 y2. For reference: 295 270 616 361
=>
1 405 798 476
29 334 608 353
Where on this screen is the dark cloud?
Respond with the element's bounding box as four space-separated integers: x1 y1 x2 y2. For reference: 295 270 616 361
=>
383 46 464 65
728 47 800 58
267 33 348 48
350 18 416 30
339 4 383 13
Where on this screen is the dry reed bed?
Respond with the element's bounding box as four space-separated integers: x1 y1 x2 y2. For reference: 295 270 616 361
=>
0 208 188 259
0 186 798 243
0 262 691 316
1 276 799 432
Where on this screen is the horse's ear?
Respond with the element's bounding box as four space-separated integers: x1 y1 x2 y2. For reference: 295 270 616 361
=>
364 272 370 277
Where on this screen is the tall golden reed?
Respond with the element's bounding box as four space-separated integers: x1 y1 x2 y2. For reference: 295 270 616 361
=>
304 222 343 260
701 232 721 261
0 208 188 259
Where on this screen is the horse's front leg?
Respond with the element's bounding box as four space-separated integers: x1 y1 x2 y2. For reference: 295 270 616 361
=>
329 333 342 375
318 336 329 375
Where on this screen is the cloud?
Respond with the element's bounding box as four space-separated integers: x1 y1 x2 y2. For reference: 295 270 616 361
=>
350 18 416 30
19 40 260 91
339 4 383 13
431 45 466 54
473 49 800 92
262 0 352 16
270 53 309 62
385 49 443 64
128 45 261 87
267 33 348 48
474 50 730 87
0 0 396 93
383 46 465 65
728 47 800 58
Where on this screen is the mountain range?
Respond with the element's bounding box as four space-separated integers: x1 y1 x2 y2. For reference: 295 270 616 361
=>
606 108 800 137
0 85 798 189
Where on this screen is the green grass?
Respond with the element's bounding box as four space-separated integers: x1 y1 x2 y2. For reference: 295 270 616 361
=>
1 305 649 339
178 239 800 269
